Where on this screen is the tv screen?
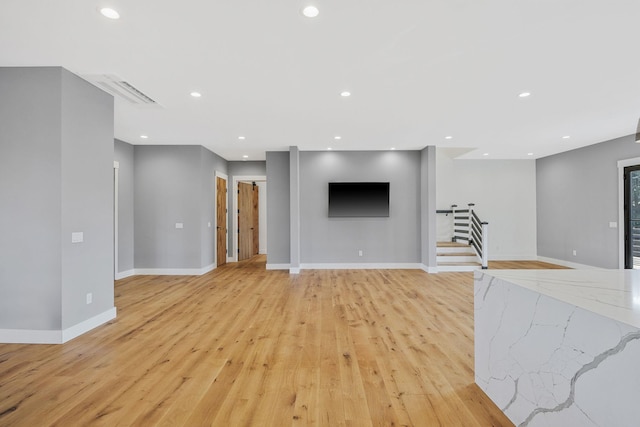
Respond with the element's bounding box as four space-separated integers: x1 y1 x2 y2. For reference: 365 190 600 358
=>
328 182 390 217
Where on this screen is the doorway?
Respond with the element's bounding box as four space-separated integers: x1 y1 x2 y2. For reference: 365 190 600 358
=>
624 165 640 269
232 176 267 262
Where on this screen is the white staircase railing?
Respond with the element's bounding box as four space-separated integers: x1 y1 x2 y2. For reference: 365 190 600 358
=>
437 203 489 269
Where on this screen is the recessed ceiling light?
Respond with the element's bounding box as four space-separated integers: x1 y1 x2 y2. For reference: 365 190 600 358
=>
527 153 534 156
445 136 453 140
302 5 319 18
140 135 148 139
242 155 249 159
390 148 396 150
100 8 120 19
327 147 332 150
190 92 202 98
340 91 351 97
334 136 341 140
518 92 531 98
562 135 570 139
238 136 246 140
483 153 489 156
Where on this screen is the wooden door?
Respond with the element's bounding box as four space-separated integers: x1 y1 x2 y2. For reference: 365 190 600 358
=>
216 177 227 266
253 184 259 256
238 182 254 261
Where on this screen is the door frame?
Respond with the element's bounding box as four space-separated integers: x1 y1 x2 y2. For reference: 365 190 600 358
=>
617 157 640 268
232 175 266 262
215 172 229 266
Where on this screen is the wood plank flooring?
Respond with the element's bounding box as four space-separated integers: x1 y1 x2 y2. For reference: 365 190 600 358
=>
0 257 565 426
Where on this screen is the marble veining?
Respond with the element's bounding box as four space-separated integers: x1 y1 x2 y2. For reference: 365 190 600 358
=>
475 270 640 427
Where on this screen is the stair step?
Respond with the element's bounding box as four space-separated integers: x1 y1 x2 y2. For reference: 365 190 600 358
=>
437 252 475 257
437 242 470 248
437 261 482 272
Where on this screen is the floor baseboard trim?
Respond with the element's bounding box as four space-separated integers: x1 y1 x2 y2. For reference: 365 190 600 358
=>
299 263 422 270
266 263 290 270
0 307 117 344
420 264 439 274
134 265 215 276
537 256 603 270
115 269 135 280
62 308 117 343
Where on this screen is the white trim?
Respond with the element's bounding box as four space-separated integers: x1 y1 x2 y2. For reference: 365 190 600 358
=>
0 328 62 344
0 307 117 344
617 157 640 269
227 256 234 263
266 263 290 270
134 264 215 276
115 269 135 280
299 263 422 270
537 256 604 270
488 254 539 261
421 264 439 274
232 175 267 262
61 307 117 343
289 267 301 274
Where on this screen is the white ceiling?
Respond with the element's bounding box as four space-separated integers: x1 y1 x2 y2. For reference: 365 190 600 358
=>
2 0 640 161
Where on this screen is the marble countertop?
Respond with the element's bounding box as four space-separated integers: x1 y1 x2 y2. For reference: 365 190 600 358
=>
477 269 640 329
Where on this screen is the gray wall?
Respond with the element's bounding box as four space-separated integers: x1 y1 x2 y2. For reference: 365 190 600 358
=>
299 151 421 263
200 147 228 266
537 134 640 268
134 145 227 270
114 139 134 273
60 70 114 329
266 152 290 264
0 67 114 331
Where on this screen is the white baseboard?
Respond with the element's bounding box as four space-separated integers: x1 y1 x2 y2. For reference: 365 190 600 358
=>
115 269 135 280
420 264 439 274
134 264 215 276
489 254 539 261
266 263 290 270
299 263 422 270
0 307 117 344
289 267 301 274
537 256 603 270
227 257 234 263
61 307 117 343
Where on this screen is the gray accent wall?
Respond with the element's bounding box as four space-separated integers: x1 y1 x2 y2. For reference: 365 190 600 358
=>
266 151 290 264
537 134 640 268
133 145 227 270
0 67 114 331
114 139 134 273
299 151 421 263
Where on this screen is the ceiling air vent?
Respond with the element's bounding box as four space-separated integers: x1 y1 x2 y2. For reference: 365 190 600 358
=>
82 74 160 107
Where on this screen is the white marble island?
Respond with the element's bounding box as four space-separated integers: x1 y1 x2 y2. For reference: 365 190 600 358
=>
474 269 640 427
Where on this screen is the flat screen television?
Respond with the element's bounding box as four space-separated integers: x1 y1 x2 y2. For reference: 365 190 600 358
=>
328 182 390 217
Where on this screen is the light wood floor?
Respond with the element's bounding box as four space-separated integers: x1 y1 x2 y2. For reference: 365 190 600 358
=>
0 258 565 426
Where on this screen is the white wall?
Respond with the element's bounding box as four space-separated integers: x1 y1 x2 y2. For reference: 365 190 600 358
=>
436 148 537 260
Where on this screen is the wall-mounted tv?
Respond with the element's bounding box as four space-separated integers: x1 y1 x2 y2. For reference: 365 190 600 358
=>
328 182 390 217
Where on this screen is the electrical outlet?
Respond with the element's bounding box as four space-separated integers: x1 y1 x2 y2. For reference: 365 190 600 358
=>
358 250 363 257
572 250 577 256
86 293 93 304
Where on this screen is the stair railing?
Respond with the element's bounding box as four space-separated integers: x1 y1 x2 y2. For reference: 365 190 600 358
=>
438 203 489 269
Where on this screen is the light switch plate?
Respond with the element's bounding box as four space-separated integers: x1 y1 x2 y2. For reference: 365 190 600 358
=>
176 223 184 229
71 232 84 243
609 222 618 228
